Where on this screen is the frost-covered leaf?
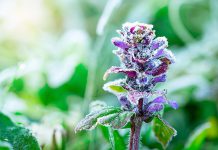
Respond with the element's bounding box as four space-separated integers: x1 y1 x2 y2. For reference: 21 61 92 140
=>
103 79 127 95
152 116 177 149
0 112 40 150
75 107 122 132
98 111 134 129
185 122 211 150
103 66 136 80
89 101 107 112
121 122 131 129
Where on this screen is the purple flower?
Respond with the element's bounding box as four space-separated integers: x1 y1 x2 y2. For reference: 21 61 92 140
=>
152 96 167 103
147 63 168 76
152 74 166 84
112 37 129 49
103 22 177 122
147 103 164 114
151 96 178 110
154 49 175 64
151 37 168 50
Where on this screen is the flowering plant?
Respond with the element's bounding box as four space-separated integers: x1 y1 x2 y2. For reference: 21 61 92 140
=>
76 22 178 150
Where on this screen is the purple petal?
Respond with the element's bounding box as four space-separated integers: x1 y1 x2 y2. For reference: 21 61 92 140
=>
119 96 131 109
145 63 168 76
130 24 146 33
133 57 148 64
152 96 167 104
154 49 164 58
103 66 137 80
111 37 129 49
151 43 160 50
130 26 135 33
125 71 137 78
162 50 176 64
154 49 175 64
151 37 168 50
146 60 159 69
168 100 178 109
152 63 168 76
153 74 166 83
147 103 164 114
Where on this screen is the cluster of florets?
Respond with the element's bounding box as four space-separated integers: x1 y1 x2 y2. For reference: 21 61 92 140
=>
103 22 177 122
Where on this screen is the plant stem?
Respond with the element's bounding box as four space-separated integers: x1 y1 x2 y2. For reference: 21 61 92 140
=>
129 118 142 150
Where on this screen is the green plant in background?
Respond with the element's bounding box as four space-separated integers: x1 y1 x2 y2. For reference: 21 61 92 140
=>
0 0 218 149
75 22 178 150
0 112 40 150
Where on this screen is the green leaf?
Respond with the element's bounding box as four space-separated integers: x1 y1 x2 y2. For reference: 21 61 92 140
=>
108 85 127 93
141 124 153 145
0 112 40 150
89 101 107 112
0 113 15 128
185 122 211 150
103 80 127 95
121 122 131 129
207 118 218 139
152 116 177 149
0 141 13 150
108 128 126 150
98 111 134 129
99 126 126 150
99 126 110 142
75 107 122 132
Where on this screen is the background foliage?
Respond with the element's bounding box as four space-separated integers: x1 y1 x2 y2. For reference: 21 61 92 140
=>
0 0 218 149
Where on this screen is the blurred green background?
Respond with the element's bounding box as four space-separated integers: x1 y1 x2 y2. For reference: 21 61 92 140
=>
0 0 218 149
